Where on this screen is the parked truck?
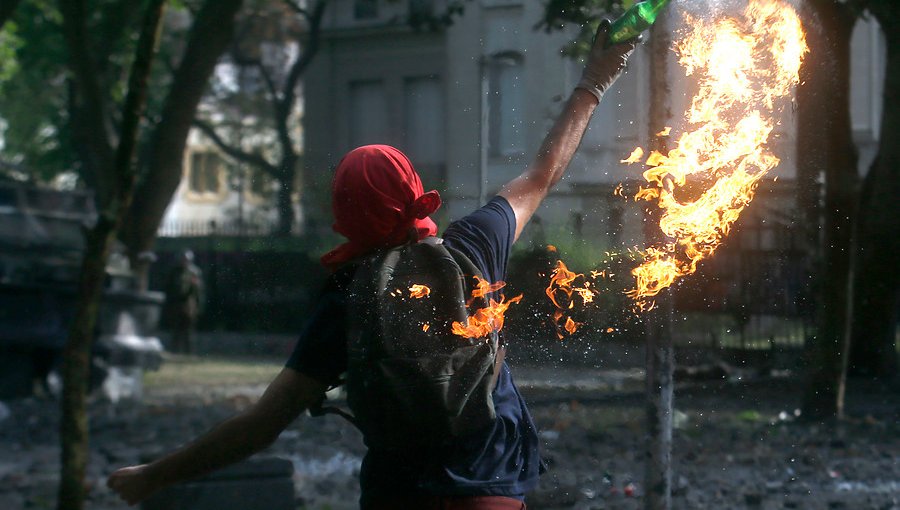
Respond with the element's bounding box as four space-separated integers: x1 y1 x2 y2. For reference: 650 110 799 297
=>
0 182 164 400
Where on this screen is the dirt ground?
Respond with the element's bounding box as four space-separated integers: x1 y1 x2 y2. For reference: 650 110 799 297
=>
0 352 897 510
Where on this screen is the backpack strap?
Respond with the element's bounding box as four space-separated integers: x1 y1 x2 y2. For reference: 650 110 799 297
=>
308 397 360 428
491 345 506 389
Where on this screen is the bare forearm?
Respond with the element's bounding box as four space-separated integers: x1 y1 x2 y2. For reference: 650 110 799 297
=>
531 88 599 189
499 88 599 239
143 410 279 489
497 22 636 242
108 369 322 506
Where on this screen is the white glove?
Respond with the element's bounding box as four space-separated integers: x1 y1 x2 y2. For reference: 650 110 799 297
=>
576 20 639 103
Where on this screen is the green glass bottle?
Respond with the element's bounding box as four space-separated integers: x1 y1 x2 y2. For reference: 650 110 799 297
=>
606 0 671 46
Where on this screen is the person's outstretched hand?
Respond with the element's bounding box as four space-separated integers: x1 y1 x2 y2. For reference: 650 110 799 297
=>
107 464 159 506
577 20 639 103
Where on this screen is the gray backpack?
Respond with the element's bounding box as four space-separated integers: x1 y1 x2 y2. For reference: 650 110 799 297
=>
333 238 504 451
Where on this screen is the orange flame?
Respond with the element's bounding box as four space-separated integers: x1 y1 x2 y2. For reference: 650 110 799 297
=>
451 276 522 339
564 317 580 335
546 260 595 308
465 275 506 306
422 323 430 332
621 147 644 164
409 284 431 299
451 295 523 339
545 260 596 338
625 0 806 302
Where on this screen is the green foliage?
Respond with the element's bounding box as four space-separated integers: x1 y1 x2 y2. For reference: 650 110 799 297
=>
536 0 624 57
0 1 195 184
737 409 763 422
0 23 23 94
0 3 75 181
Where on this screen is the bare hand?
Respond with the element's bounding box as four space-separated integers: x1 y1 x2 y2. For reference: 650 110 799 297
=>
107 464 159 506
577 20 639 102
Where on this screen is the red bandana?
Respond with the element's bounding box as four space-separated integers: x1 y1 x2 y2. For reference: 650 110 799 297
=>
321 145 442 270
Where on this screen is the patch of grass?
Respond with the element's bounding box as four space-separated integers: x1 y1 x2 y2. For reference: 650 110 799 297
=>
737 409 764 422
144 355 282 390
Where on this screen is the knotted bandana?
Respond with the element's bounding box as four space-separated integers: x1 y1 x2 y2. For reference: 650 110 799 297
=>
321 145 442 270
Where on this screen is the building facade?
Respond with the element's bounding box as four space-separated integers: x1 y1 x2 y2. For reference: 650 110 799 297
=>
159 128 282 237
302 0 885 254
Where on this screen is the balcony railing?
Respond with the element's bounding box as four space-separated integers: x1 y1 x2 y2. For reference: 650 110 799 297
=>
158 219 279 238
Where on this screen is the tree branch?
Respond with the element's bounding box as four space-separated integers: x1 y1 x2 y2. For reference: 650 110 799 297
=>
94 0 143 72
192 117 280 176
256 62 279 103
279 0 327 115
274 0 327 157
121 0 245 258
58 0 115 203
113 0 167 206
282 0 306 17
228 50 280 104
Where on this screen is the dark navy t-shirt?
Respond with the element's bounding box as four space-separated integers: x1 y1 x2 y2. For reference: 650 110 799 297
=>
286 196 542 502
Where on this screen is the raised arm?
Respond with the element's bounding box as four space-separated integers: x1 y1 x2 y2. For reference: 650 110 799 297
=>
107 368 327 506
499 22 637 241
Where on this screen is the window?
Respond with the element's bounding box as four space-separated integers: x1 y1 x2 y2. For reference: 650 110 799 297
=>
486 53 525 157
404 76 444 164
189 152 223 194
354 0 378 19
349 80 389 147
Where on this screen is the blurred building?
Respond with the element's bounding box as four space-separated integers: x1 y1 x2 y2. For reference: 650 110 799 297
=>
302 0 885 254
157 127 283 238
159 3 306 239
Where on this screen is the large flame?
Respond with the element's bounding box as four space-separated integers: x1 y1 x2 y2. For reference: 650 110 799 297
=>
626 0 806 301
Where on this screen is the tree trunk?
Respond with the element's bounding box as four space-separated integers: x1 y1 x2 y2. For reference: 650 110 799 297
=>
57 222 116 510
798 0 857 422
121 0 245 289
57 1 166 508
848 7 899 379
643 10 674 510
275 153 297 236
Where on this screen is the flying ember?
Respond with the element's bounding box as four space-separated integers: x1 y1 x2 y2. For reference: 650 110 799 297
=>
409 284 431 299
621 147 644 164
564 317 580 336
467 275 508 306
545 260 596 338
624 0 807 302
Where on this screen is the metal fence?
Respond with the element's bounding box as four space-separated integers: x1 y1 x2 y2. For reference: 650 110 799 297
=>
672 202 815 351
158 219 280 238
150 247 328 334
